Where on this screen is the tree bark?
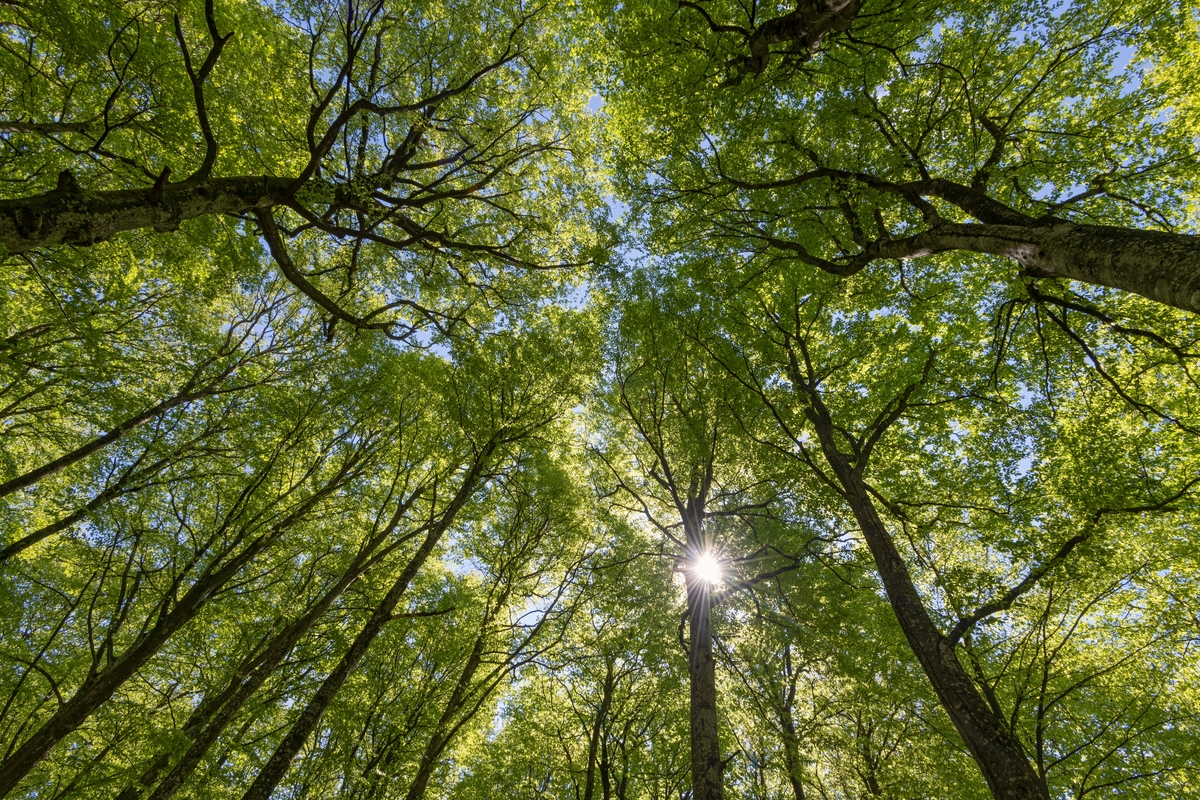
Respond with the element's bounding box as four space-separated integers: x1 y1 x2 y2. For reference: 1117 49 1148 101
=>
687 572 723 800
0 176 291 254
401 629 490 800
780 717 807 800
747 170 1200 315
584 662 615 800
804 403 1049 800
125 491 423 800
858 221 1200 316
0 353 247 502
0 535 274 795
0 448 357 795
746 0 862 65
0 122 91 134
778 646 806 800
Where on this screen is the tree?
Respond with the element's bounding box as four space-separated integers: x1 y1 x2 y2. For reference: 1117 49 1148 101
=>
607 0 1200 313
0 0 603 337
4 0 1200 799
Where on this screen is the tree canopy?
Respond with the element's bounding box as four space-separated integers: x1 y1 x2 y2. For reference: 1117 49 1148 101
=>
1 0 1199 799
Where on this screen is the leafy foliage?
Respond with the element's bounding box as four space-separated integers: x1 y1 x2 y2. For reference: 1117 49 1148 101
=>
1 0 1199 799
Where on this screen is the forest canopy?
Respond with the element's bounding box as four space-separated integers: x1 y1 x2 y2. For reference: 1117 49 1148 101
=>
1 1 1199 799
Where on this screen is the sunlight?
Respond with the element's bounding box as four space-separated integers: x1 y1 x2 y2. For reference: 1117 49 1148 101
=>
692 552 722 585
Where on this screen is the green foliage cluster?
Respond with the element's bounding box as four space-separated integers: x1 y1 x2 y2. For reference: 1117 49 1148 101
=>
1 0 1199 798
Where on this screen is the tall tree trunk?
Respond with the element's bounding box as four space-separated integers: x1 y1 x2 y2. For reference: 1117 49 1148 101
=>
123 490 422 800
0 388 196 500
687 572 723 800
1 447 182 563
0 350 247 501
584 662 615 800
779 716 807 800
401 628 490 800
0 534 274 795
237 444 495 800
777 642 807 800
0 450 356 795
805 404 1049 800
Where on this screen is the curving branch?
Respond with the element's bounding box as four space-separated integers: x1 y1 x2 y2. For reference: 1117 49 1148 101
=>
698 0 864 85
946 478 1200 647
173 0 234 180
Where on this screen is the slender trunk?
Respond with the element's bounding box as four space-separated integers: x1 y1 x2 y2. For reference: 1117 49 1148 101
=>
0 449 355 794
584 662 615 800
778 644 806 800
238 446 494 800
0 358 238 501
0 122 91 134
0 395 184 500
0 448 179 562
0 533 273 795
0 176 292 254
600 737 612 800
401 629 490 800
806 409 1049 800
131 501 419 800
1 485 114 562
779 714 806 800
687 573 722 800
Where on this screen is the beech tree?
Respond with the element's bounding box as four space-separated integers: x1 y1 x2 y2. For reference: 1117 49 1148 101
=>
3 0 1200 799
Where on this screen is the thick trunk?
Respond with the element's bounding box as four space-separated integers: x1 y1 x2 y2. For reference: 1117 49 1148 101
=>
238 448 492 800
750 0 861 53
865 221 1200 315
733 0 861 79
687 575 723 800
807 411 1048 800
0 176 291 254
758 172 1200 315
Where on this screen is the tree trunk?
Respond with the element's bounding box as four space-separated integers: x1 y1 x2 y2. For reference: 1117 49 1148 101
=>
863 221 1200 316
0 390 194 500
0 452 355 795
687 573 723 800
806 406 1049 800
0 534 273 795
401 627 490 800
237 445 494 800
779 707 806 798
584 662 615 800
777 642 807 800
134 499 419 800
0 176 291 254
